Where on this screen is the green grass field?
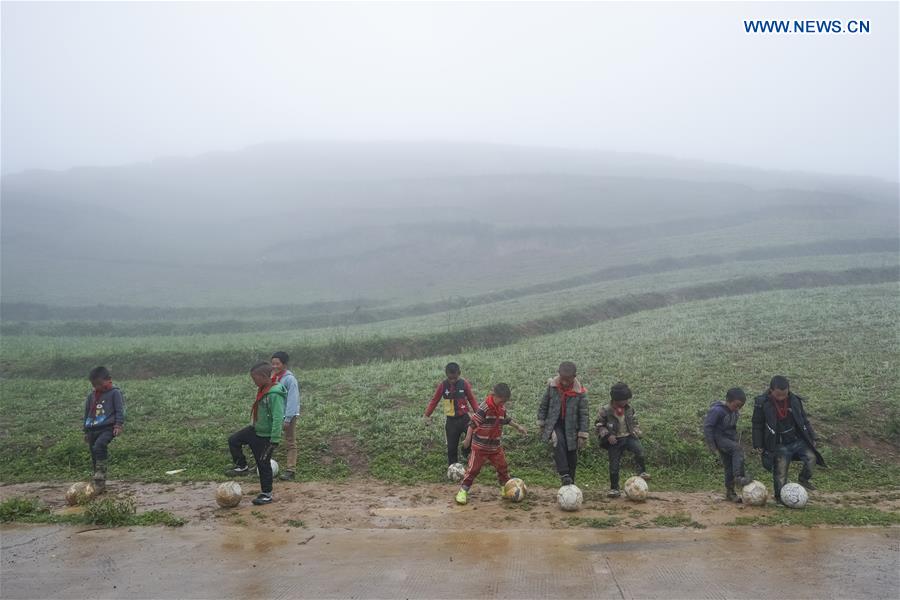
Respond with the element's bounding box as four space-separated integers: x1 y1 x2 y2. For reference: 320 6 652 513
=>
2 282 898 492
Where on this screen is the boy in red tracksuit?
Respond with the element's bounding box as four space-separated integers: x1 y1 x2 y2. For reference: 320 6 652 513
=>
454 383 527 505
423 362 479 467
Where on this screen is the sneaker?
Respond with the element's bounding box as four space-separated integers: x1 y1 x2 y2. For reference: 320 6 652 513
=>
225 464 251 477
736 476 752 487
279 470 295 481
607 489 621 498
639 472 651 480
455 489 468 505
560 474 574 486
251 493 273 505
799 479 817 491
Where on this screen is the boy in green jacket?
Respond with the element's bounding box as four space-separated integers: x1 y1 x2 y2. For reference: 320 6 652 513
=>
225 362 286 505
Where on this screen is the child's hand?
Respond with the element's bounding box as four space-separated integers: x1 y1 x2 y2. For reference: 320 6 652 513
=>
83 433 91 444
516 424 528 435
462 439 471 450
422 415 433 426
608 435 618 445
577 437 587 450
113 425 123 437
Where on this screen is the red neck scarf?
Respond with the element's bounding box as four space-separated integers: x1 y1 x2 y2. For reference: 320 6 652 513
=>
771 393 790 420
271 370 285 383
485 394 506 418
251 383 275 422
613 403 627 417
559 384 579 417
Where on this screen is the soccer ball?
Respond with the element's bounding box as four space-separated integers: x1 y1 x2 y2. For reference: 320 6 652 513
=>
503 478 527 502
624 476 649 502
447 463 466 482
742 480 768 506
65 481 97 506
216 481 243 508
270 459 279 478
780 482 808 509
557 484 583 511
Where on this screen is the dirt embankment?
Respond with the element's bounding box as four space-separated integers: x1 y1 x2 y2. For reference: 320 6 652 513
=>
3 479 899 531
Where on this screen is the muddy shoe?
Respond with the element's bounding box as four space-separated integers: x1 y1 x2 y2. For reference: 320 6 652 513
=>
736 476 752 487
607 489 621 498
560 474 574 486
455 489 469 505
225 464 252 477
279 470 295 481
251 493 273 505
799 479 817 491
726 488 741 503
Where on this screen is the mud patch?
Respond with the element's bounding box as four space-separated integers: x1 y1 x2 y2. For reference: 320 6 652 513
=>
328 436 368 474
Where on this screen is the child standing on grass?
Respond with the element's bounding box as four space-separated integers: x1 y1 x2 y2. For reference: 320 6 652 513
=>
270 351 301 481
455 383 527 505
225 362 286 505
537 361 590 486
704 388 752 502
596 382 650 497
423 362 479 467
83 366 125 493
752 375 825 505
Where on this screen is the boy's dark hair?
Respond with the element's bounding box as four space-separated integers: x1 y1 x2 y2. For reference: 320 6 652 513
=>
251 362 274 378
492 383 511 399
89 366 111 382
558 361 577 376
726 387 747 403
271 351 289 364
610 382 632 403
445 362 461 375
769 375 790 391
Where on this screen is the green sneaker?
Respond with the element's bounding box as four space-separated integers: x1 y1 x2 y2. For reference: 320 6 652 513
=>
455 489 468 505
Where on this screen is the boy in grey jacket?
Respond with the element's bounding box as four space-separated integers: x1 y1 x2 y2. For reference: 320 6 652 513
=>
537 362 590 486
82 366 125 493
704 388 751 502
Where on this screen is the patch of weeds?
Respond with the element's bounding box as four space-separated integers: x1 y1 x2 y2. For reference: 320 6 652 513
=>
285 519 305 528
566 516 620 528
0 497 52 523
83 496 137 527
232 517 247 525
250 510 267 521
132 510 185 527
652 513 697 528
728 505 900 528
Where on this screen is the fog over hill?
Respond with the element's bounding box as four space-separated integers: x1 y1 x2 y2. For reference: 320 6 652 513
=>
2 142 897 307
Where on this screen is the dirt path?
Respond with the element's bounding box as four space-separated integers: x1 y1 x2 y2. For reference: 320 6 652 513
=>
2 479 900 530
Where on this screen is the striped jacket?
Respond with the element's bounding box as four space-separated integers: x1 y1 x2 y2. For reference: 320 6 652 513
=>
469 396 511 453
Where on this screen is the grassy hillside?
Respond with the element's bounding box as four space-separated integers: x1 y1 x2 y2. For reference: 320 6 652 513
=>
1 284 897 489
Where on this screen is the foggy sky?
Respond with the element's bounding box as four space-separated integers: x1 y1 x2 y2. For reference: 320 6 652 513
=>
2 1 898 180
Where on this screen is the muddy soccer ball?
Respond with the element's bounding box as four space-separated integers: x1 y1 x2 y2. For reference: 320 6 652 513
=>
624 476 649 502
503 478 527 502
742 480 768 506
447 462 466 482
557 484 583 511
270 459 279 478
216 481 243 508
65 481 97 506
780 483 808 509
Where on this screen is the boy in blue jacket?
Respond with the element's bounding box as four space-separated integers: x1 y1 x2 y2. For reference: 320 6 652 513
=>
704 387 751 502
83 366 125 493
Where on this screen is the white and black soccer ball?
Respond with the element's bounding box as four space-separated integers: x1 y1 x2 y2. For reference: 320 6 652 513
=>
624 476 649 502
557 484 583 511
780 482 808 509
447 463 466 482
742 480 768 506
270 459 280 478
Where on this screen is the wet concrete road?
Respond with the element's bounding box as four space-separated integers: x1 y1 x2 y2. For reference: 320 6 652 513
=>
2 525 898 599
